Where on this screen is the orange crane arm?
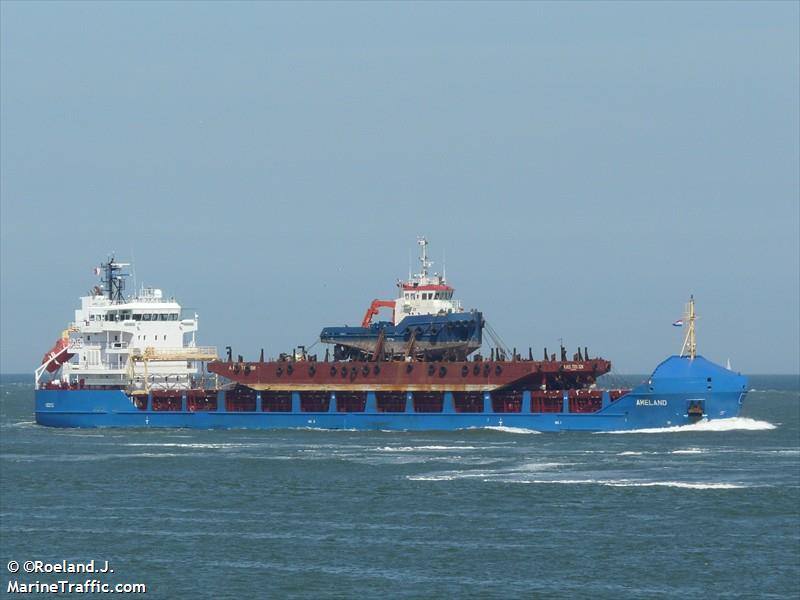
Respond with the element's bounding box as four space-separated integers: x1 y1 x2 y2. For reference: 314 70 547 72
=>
361 300 396 327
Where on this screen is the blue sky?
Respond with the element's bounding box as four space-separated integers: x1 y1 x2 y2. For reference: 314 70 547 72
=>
1 1 798 374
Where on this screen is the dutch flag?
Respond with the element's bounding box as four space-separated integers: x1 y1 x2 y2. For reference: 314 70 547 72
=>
672 319 684 327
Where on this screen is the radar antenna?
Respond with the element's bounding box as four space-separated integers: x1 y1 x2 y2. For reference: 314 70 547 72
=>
99 256 131 304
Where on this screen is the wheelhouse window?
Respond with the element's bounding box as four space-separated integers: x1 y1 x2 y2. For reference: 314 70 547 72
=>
142 314 151 321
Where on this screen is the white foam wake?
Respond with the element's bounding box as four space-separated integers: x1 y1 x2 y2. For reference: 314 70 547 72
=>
407 475 748 489
600 417 776 434
375 445 480 452
125 442 253 449
478 426 541 434
602 480 745 489
407 470 492 481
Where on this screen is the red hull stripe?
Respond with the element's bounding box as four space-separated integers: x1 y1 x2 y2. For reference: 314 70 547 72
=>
401 284 453 292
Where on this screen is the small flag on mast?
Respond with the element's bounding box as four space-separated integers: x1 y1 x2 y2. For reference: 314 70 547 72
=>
94 267 101 276
672 319 684 327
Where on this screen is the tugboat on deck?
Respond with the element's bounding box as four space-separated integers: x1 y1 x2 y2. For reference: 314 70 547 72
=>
320 238 483 361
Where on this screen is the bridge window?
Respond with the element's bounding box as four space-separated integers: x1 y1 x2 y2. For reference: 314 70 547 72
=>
170 313 178 320
142 314 151 321
159 314 168 321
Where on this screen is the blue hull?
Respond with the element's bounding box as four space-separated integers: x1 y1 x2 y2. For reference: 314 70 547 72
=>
35 356 747 432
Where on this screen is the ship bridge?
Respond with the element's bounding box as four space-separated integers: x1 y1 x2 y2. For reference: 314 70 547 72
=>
36 256 210 392
362 237 464 327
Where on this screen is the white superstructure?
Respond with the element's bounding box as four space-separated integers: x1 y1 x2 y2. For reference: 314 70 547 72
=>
360 238 465 327
393 237 463 324
35 258 215 391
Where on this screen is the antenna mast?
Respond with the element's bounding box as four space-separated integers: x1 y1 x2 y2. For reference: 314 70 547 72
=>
417 237 432 280
100 256 130 304
680 295 697 360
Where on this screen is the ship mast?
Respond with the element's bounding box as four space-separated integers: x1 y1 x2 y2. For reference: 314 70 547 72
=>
680 295 697 360
100 256 130 304
416 237 432 281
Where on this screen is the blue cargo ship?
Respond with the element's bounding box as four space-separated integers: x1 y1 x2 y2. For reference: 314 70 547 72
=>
34 251 748 432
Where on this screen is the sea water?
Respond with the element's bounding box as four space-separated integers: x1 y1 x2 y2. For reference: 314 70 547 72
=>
1 375 798 599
